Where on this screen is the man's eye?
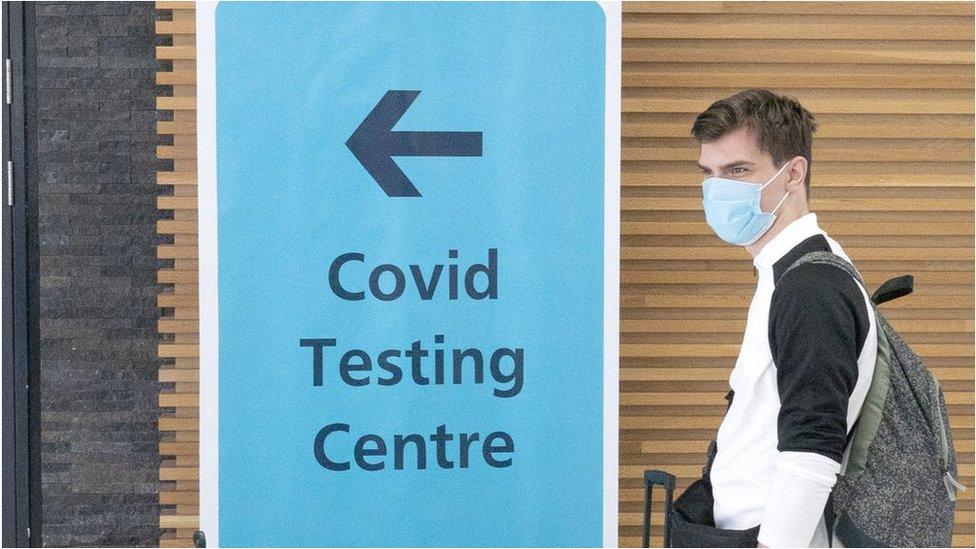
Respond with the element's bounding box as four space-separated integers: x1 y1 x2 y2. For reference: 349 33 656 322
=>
730 167 745 175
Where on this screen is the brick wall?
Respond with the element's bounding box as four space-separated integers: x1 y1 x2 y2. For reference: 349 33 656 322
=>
32 2 168 546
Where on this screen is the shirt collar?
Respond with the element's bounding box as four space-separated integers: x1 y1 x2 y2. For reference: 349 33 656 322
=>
752 213 823 272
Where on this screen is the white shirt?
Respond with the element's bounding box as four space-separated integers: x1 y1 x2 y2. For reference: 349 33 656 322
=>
709 213 877 547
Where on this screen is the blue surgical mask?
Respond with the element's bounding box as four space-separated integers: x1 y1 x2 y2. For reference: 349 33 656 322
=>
701 162 791 246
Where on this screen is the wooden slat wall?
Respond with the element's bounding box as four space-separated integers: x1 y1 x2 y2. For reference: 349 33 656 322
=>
155 2 199 547
620 2 974 547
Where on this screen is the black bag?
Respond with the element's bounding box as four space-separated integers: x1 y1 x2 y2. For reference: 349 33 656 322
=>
643 391 761 548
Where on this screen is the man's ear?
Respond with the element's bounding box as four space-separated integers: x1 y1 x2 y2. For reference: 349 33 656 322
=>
785 156 807 193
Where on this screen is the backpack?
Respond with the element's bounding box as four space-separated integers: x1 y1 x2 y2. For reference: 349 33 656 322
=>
782 251 966 547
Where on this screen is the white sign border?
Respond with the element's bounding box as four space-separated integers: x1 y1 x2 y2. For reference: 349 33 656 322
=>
601 2 622 547
196 2 622 546
197 2 219 546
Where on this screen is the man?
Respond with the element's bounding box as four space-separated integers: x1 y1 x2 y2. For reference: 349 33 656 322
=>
692 89 878 547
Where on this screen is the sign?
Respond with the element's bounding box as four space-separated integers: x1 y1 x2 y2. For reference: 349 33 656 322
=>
198 2 621 546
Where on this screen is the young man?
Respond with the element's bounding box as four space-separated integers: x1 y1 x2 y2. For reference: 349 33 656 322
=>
692 89 878 547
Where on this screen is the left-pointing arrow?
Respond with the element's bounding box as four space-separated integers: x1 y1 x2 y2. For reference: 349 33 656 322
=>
346 90 483 197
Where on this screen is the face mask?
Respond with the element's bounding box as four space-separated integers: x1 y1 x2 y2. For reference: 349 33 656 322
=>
701 162 791 246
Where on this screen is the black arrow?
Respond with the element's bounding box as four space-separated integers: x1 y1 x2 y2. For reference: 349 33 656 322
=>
346 90 483 197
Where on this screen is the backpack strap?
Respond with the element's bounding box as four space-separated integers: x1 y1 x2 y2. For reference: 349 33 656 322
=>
702 390 734 478
783 250 916 307
780 250 866 292
824 492 837 547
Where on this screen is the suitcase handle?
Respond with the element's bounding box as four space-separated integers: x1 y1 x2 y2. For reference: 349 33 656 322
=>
643 469 676 548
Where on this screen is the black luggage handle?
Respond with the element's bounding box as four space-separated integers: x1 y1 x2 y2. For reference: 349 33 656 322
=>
643 469 676 548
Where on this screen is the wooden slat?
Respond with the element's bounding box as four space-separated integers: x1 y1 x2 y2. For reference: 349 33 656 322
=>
618 508 976 526
624 40 975 65
158 344 199 359
621 159 975 185
157 71 197 87
157 269 198 284
622 15 974 41
157 145 197 159
157 296 199 311
159 490 199 505
157 246 199 260
623 138 975 162
158 416 197 432
622 97 975 115
623 198 974 212
620 416 721 430
622 367 974 382
159 368 199 383
155 46 196 60
155 20 196 34
624 67 975 90
622 246 975 261
160 467 199 481
621 318 974 333
156 119 197 133
624 2 974 16
621 271 974 286
156 96 196 111
156 1 196 10
623 221 975 235
156 171 197 186
159 515 199 529
159 393 199 408
622 294 973 310
623 122 975 140
157 220 198 235
621 390 975 406
157 196 198 210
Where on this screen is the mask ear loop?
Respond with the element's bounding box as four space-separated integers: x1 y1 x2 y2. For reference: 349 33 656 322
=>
742 184 792 246
770 189 790 215
759 161 791 190
761 161 793 215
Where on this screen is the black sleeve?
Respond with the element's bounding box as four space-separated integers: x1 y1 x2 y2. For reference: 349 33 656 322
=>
768 262 870 463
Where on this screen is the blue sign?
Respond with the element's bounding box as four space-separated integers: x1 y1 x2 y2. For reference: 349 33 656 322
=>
213 2 608 546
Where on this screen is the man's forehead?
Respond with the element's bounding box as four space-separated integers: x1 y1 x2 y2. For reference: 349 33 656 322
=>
697 126 767 167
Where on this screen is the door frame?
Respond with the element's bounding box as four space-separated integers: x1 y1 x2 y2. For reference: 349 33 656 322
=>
3 2 41 546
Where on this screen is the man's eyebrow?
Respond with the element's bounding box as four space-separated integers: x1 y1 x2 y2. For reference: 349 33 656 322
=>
719 161 754 172
696 161 754 172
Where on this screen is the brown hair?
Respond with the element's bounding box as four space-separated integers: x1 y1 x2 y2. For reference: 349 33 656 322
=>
691 88 818 194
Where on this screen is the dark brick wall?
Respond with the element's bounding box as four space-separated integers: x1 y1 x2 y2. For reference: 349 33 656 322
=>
32 2 167 546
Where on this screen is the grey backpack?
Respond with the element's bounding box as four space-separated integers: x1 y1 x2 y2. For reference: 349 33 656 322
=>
783 251 965 547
